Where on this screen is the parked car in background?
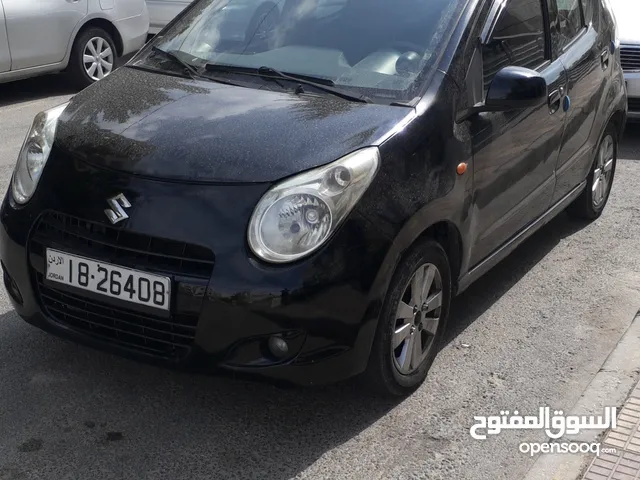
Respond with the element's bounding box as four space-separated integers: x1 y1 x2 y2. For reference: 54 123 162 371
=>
0 0 149 88
147 0 191 35
608 0 640 120
1 0 626 397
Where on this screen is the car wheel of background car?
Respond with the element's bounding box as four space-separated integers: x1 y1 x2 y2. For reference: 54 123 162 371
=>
68 27 118 89
363 240 451 397
567 123 618 220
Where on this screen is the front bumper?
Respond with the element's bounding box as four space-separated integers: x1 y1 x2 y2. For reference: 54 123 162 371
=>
624 71 640 120
0 151 391 386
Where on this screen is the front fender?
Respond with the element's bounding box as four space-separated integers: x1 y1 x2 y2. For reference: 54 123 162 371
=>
364 177 469 306
354 73 473 328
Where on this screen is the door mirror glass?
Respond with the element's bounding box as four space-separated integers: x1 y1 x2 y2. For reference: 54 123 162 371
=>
485 66 547 110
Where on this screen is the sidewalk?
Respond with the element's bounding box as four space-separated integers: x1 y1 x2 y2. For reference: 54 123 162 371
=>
523 311 640 480
582 384 640 479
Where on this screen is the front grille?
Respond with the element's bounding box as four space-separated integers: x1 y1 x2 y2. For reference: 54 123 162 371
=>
629 98 640 112
32 211 215 278
29 211 215 359
37 278 199 358
620 46 640 72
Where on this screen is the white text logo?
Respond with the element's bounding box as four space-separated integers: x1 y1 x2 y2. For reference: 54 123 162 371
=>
470 406 617 440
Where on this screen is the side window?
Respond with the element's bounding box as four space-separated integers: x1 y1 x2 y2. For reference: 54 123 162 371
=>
482 0 547 90
552 0 585 48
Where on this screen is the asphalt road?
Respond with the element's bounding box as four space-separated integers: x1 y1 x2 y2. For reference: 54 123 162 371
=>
1 74 640 480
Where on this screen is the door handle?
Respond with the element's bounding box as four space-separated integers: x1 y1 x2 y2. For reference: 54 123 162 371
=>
601 50 610 70
548 89 562 114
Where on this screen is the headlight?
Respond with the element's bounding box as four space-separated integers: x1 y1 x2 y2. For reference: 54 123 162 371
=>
248 147 380 263
11 102 69 204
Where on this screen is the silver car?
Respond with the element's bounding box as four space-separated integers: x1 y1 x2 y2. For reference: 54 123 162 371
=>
147 0 191 35
609 0 640 120
0 0 149 88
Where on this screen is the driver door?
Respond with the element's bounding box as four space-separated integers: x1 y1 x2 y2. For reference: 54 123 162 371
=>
469 0 569 266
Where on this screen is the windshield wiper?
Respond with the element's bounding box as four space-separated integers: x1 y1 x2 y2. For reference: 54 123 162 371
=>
204 63 372 103
149 46 241 86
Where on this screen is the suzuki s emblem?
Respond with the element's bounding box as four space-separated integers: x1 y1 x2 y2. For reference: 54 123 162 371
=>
104 193 131 224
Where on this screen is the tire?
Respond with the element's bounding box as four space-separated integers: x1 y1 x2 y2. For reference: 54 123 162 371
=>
566 123 618 220
362 240 451 397
68 27 118 89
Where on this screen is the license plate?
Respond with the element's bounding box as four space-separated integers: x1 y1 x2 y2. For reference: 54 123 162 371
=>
45 249 171 311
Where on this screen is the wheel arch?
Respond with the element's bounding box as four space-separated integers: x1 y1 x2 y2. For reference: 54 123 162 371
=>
368 213 466 314
416 221 463 293
75 18 124 56
607 108 627 143
64 15 124 68
354 214 465 382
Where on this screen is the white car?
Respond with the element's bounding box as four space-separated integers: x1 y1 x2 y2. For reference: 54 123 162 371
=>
608 0 640 120
0 0 149 88
147 0 191 35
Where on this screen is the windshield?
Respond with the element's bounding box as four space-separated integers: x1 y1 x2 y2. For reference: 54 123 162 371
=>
133 0 466 103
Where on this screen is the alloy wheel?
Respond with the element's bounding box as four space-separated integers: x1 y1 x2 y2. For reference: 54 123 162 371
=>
592 134 615 208
392 263 443 375
83 37 114 82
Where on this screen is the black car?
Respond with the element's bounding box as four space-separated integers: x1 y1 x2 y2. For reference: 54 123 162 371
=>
1 0 626 396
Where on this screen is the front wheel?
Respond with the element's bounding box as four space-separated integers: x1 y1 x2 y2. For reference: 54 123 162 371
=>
68 27 118 89
363 240 451 397
567 124 618 220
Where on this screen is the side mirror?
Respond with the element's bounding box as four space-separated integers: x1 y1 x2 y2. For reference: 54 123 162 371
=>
485 66 547 110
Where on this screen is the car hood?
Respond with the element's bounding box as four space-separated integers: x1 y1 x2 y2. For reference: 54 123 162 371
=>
609 0 640 45
55 67 412 183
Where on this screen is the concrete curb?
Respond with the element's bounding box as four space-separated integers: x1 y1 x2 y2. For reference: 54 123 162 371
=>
523 312 640 480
